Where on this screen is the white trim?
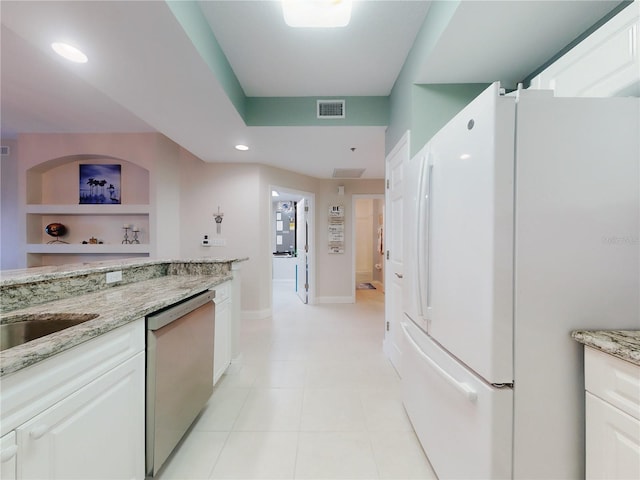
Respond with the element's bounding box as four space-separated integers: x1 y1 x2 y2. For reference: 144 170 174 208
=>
315 296 354 304
242 308 272 320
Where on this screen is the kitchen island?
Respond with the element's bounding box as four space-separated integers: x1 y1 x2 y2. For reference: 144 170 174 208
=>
0 257 245 480
0 257 245 376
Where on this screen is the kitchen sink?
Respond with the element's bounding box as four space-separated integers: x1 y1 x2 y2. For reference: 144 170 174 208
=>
0 313 99 351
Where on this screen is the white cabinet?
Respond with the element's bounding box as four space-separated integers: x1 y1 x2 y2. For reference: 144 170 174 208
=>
584 347 640 480
0 320 145 480
17 353 144 480
1 432 17 480
213 281 232 385
529 1 639 97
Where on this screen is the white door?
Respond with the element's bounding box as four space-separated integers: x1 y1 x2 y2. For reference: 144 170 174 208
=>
296 198 309 304
427 84 515 384
586 392 640 479
384 132 409 373
17 352 144 480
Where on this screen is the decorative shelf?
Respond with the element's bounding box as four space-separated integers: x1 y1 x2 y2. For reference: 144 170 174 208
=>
26 204 150 215
26 244 151 254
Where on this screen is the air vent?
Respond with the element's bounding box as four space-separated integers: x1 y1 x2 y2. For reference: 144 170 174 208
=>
0 146 9 156
317 100 345 119
332 168 365 178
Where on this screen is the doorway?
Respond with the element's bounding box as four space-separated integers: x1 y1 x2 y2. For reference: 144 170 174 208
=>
270 185 315 307
352 195 385 302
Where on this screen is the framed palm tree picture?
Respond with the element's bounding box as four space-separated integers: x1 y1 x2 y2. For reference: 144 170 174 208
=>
79 164 121 204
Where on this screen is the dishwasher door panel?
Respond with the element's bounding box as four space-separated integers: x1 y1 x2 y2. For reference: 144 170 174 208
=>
146 293 215 477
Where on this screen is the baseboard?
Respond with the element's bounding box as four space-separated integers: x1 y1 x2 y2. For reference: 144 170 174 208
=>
315 296 355 304
226 354 243 374
242 308 272 320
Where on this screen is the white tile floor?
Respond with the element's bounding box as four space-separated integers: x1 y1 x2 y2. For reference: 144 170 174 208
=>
156 282 436 480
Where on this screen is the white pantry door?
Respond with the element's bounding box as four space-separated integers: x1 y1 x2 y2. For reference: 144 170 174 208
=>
384 132 409 373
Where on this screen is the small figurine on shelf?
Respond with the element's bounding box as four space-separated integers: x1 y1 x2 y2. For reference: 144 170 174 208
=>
45 223 68 244
82 237 103 244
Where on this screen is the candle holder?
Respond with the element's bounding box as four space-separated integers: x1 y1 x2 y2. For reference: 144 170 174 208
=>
122 226 132 244
132 228 140 244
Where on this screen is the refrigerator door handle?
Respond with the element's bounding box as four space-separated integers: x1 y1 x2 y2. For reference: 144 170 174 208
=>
416 156 432 321
425 161 434 312
401 322 478 403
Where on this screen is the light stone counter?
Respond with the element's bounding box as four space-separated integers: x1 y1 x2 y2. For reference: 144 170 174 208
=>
571 330 640 366
0 258 246 376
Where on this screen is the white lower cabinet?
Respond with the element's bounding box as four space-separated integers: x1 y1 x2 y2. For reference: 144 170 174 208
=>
1 432 17 480
584 347 640 480
0 320 145 480
213 281 232 385
17 352 144 480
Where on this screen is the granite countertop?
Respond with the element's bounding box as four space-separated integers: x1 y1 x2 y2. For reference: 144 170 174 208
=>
0 257 246 286
0 257 246 377
572 330 640 366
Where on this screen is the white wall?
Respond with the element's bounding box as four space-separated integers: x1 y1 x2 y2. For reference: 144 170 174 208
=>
178 158 264 314
3 132 385 316
315 180 385 303
178 158 384 315
8 132 187 267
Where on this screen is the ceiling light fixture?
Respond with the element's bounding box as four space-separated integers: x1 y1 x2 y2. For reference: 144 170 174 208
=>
272 190 280 197
51 42 88 63
282 0 352 28
235 144 249 151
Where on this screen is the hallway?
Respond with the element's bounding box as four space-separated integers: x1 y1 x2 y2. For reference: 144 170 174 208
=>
157 283 436 479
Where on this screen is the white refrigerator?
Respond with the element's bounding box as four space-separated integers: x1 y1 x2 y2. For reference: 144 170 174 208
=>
401 82 639 479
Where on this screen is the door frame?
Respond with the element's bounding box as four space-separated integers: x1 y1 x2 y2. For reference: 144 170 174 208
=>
351 194 385 301
269 184 316 305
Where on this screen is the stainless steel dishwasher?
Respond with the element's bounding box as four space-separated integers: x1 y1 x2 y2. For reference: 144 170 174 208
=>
146 290 215 477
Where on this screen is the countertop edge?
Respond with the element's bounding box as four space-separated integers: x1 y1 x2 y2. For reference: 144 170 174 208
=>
0 257 248 286
572 330 640 366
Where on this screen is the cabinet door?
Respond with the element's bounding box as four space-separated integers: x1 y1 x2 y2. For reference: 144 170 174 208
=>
214 299 231 385
17 352 144 480
586 392 640 480
1 431 17 480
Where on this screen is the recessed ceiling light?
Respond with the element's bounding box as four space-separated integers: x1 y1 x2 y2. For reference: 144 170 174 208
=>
235 144 249 151
282 0 352 28
51 42 88 63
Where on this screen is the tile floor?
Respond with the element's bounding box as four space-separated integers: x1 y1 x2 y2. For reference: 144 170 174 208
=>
156 282 436 480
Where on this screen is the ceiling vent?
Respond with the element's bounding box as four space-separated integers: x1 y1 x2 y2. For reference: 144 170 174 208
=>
0 146 10 156
333 168 365 178
317 99 345 119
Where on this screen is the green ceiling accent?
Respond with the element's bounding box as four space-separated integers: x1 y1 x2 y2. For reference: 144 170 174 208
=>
166 0 247 118
165 1 390 128
411 83 488 155
246 97 389 126
387 0 462 155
